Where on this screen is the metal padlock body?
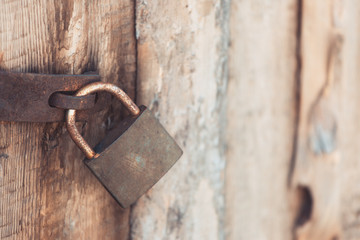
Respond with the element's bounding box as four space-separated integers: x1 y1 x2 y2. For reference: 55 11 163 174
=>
85 106 182 208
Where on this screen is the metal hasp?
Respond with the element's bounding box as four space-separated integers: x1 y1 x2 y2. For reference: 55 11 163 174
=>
0 71 108 122
85 106 183 208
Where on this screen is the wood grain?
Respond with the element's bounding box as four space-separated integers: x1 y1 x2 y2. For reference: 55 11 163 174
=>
226 0 299 239
292 0 360 239
131 0 230 239
0 1 136 239
132 1 360 239
3 1 360 239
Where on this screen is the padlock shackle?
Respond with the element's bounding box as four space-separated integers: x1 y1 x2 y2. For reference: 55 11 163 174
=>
66 82 140 159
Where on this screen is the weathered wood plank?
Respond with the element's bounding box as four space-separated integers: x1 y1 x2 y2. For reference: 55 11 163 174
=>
0 1 136 239
131 1 230 239
292 0 360 239
226 0 299 239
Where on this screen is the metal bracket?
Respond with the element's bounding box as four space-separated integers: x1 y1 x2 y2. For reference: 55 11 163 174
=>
0 71 110 122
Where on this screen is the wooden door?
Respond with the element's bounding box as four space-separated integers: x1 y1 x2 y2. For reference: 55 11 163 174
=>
2 1 360 240
0 1 135 239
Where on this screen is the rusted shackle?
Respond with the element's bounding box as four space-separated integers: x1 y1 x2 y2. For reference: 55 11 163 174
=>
66 82 140 159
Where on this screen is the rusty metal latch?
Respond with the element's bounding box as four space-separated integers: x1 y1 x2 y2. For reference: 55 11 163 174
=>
0 71 183 208
0 71 110 122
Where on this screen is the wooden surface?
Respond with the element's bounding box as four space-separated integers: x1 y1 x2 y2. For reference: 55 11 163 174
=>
1 1 360 239
227 0 360 240
292 1 360 239
226 1 298 239
0 1 136 239
131 1 230 239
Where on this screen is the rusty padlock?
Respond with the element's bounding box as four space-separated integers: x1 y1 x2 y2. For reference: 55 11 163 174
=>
66 82 182 208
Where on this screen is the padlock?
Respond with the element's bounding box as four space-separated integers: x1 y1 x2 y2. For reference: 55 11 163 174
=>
66 82 183 208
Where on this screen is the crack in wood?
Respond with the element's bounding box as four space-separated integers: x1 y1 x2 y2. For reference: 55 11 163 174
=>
288 0 303 189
